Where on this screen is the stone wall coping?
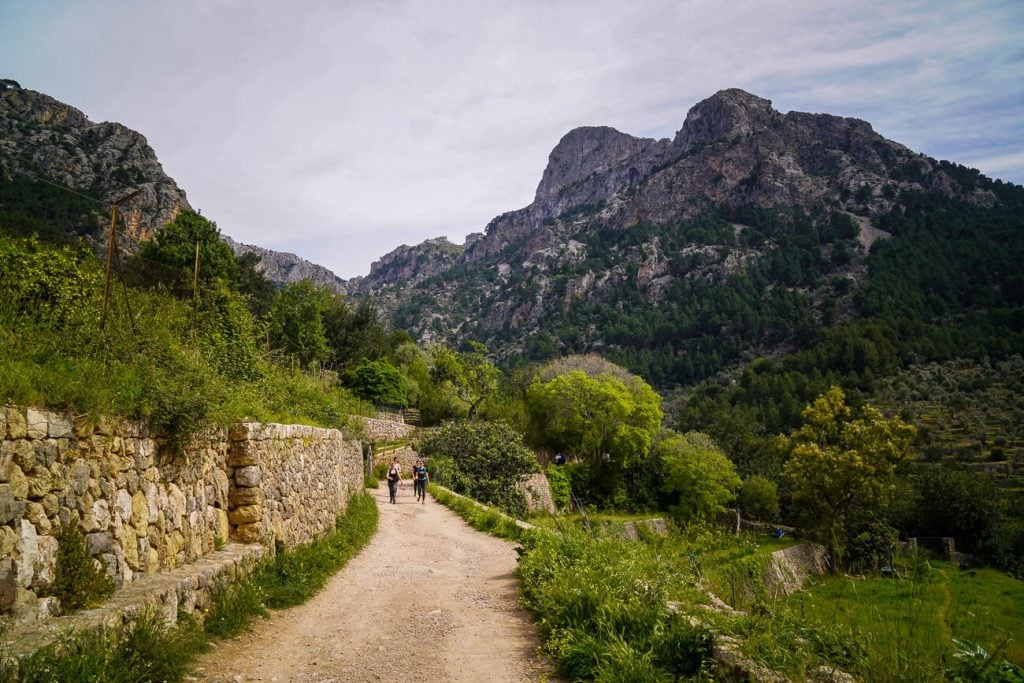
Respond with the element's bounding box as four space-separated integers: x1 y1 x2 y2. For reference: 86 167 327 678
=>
2 542 265 660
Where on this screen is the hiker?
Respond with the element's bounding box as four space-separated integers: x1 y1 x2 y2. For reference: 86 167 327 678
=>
413 458 429 504
386 457 402 504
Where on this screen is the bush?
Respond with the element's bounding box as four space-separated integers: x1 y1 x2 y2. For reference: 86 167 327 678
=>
420 421 538 516
44 522 115 613
545 464 571 511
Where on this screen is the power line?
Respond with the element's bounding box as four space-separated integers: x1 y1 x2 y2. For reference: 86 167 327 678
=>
10 168 111 207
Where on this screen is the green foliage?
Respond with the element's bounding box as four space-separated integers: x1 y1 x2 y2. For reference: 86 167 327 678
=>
44 521 115 613
738 475 780 522
267 280 332 368
527 366 663 467
428 486 525 540
655 431 741 524
430 341 500 419
343 359 407 407
0 174 102 241
135 209 239 295
0 234 101 324
544 464 571 511
202 575 267 639
516 527 713 680
419 421 538 515
13 609 207 683
782 386 915 565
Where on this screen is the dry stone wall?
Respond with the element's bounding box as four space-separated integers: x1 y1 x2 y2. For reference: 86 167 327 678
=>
360 416 416 443
0 406 362 624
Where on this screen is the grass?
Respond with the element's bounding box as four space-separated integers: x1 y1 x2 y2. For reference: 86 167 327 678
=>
788 556 1024 676
1 492 378 682
428 485 525 541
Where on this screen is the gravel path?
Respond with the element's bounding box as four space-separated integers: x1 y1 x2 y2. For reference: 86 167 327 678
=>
193 484 550 682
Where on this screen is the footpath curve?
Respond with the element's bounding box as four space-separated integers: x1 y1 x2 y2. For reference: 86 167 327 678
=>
194 483 548 682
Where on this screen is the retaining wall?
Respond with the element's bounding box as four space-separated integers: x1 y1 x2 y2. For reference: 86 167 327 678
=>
0 406 362 625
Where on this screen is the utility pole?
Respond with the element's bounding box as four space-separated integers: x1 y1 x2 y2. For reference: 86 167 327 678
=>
101 188 143 327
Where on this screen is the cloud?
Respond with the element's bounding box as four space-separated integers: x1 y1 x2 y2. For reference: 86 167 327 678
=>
1 0 1022 277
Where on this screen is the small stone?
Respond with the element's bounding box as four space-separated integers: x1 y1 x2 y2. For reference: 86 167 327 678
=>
227 505 262 525
47 413 72 439
5 407 27 439
16 519 39 588
114 489 132 523
8 464 28 500
131 491 149 528
12 440 34 474
86 532 113 555
69 460 90 495
234 466 262 488
0 525 17 556
23 502 51 535
25 409 48 440
0 557 16 610
0 484 24 524
232 523 262 544
33 534 58 591
27 467 52 498
37 595 60 620
229 487 262 506
33 439 58 469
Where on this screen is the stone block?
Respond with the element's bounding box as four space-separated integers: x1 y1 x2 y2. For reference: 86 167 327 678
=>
12 440 34 473
25 409 48 440
229 486 263 506
69 459 90 496
0 484 24 524
114 488 132 523
215 508 229 543
228 504 262 525
32 534 58 591
47 413 72 438
0 557 16 611
0 441 12 482
131 491 149 529
34 439 59 469
228 422 252 442
16 519 38 588
27 466 52 498
0 525 16 556
23 502 50 535
4 407 27 439
9 464 28 500
37 596 60 620
232 523 262 544
86 531 113 555
234 465 262 488
227 439 259 467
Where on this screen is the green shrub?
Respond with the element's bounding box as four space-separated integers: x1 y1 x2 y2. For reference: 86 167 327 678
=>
45 522 115 613
545 464 571 510
203 576 266 639
15 609 207 683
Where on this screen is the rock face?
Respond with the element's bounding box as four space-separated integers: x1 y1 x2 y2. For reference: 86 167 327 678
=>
223 235 347 293
0 80 190 242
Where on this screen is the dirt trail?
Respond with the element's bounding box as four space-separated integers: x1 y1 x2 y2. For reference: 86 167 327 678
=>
194 484 549 682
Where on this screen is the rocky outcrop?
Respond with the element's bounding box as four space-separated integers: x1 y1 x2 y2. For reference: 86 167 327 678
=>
223 235 347 293
0 81 190 242
345 237 464 296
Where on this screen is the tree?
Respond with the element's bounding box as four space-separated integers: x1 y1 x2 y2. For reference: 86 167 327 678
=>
656 431 741 523
419 421 538 515
430 341 500 420
737 475 779 522
782 386 914 567
137 210 238 295
527 368 662 466
267 281 331 368
343 359 407 407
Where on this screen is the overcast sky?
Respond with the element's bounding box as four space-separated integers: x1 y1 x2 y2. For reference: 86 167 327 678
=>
2 0 1022 278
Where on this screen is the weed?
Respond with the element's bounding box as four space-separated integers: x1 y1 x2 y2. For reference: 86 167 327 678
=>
44 522 115 613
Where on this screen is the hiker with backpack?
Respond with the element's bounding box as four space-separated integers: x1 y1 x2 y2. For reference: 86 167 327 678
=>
386 457 402 504
413 459 429 504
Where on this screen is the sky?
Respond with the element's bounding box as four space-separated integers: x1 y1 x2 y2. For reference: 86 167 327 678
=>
1 0 1022 278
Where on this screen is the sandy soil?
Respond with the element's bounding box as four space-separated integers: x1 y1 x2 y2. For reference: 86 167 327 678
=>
193 483 550 682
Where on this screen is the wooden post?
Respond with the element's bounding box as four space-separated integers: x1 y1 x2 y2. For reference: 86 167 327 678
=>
100 188 143 328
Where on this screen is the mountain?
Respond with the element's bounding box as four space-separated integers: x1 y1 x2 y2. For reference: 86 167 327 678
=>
0 79 345 291
0 78 190 243
348 88 1022 389
223 235 347 293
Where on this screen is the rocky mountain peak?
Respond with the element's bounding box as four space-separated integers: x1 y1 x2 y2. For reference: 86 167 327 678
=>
675 88 778 149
